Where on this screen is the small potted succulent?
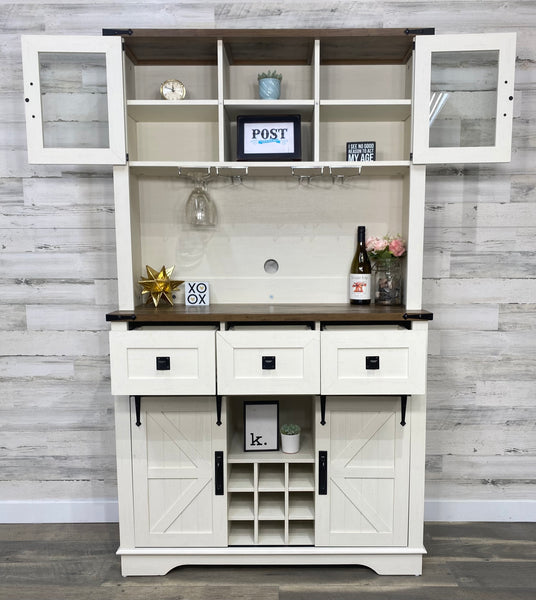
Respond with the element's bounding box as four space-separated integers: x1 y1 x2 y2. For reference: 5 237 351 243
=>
258 69 282 100
280 423 301 454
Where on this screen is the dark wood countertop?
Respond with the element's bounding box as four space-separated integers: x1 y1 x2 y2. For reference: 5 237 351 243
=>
106 303 433 326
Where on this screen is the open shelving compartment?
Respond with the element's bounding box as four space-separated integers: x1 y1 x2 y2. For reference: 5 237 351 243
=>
226 395 316 546
121 29 414 169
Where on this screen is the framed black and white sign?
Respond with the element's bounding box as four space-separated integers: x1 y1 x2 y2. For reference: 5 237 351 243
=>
243 401 279 451
346 141 376 162
237 115 301 161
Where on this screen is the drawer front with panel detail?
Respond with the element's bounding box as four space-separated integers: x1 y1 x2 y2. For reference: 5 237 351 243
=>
321 327 427 395
109 329 216 395
216 329 320 395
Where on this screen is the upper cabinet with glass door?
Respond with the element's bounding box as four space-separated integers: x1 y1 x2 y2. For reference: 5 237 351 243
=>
412 32 516 164
20 30 516 167
21 35 126 165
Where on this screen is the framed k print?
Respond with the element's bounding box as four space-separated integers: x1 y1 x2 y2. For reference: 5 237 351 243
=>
243 401 279 451
237 115 301 161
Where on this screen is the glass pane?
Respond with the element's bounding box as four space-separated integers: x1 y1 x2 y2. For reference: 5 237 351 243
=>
429 50 499 148
39 52 110 148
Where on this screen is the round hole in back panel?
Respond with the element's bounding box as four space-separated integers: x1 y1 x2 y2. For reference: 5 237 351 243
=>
264 259 279 274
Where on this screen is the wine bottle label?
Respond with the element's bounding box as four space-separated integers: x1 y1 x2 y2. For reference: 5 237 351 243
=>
349 274 371 301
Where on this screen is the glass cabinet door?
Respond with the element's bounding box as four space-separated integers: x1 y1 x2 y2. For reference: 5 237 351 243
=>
21 35 126 164
413 33 516 164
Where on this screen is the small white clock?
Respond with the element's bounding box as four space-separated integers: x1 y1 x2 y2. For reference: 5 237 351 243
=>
160 79 186 100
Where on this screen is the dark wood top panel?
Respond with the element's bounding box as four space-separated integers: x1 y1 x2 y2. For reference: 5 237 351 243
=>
106 303 433 325
117 28 418 65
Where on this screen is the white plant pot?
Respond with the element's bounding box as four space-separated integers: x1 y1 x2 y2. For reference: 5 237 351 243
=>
281 433 300 454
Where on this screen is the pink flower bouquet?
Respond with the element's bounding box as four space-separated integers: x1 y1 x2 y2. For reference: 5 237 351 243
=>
366 234 406 259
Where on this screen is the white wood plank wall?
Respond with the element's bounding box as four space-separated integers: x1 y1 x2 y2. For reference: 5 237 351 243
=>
1 1 535 522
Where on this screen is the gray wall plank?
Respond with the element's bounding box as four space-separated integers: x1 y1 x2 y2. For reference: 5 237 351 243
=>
1 0 535 520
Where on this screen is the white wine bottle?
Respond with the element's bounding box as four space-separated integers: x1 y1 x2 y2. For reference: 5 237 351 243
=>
349 225 371 305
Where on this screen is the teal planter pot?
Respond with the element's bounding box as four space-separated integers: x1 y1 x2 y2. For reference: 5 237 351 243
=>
259 77 281 100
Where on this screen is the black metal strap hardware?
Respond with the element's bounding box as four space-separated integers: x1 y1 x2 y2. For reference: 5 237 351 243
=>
106 313 136 322
403 312 433 321
133 396 142 427
400 395 408 427
216 396 222 426
320 395 326 426
404 28 435 35
102 28 133 36
319 451 328 495
215 451 224 495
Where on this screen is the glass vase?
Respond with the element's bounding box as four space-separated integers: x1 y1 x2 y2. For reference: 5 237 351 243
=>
373 258 403 305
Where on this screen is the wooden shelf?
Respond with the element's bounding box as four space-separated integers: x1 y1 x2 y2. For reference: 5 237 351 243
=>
289 465 315 492
224 99 315 120
289 493 315 520
228 432 314 464
227 464 254 492
229 494 254 520
320 100 411 122
107 303 432 325
127 100 218 122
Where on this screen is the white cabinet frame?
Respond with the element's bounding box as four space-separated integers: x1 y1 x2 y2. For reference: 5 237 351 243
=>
413 32 516 164
21 35 126 164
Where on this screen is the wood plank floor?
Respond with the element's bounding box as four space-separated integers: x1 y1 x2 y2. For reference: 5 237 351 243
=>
0 523 535 599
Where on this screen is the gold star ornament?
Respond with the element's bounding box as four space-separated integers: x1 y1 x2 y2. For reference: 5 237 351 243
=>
138 265 183 307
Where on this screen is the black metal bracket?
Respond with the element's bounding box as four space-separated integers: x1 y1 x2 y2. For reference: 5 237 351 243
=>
403 312 434 321
133 396 142 427
320 395 326 426
216 396 222 426
400 395 408 427
319 451 328 495
405 28 435 35
106 312 136 322
102 28 133 36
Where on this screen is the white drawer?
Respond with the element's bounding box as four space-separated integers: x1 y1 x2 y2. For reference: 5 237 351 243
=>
216 329 320 394
321 327 427 395
109 329 216 395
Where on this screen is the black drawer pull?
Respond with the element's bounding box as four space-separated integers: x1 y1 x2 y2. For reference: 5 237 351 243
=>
262 355 276 370
366 355 380 370
156 356 171 371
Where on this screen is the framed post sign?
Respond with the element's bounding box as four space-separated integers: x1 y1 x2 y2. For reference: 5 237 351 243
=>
237 115 301 161
243 401 279 451
346 141 376 162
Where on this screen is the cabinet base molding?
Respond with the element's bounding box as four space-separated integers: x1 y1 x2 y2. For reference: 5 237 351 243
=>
118 547 426 577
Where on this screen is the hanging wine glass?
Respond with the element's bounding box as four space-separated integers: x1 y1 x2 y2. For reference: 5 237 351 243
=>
185 175 217 227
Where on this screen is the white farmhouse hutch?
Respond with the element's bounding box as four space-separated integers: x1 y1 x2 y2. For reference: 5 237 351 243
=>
21 28 515 576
